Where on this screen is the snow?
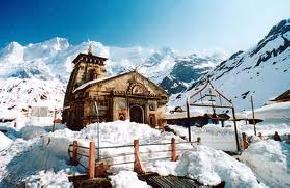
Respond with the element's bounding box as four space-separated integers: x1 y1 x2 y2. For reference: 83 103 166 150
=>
20 126 47 140
110 171 150 188
24 170 72 188
0 137 80 187
173 19 290 112
44 121 192 172
0 118 288 187
169 123 238 151
0 37 226 118
73 76 113 93
0 121 188 186
146 145 263 187
178 146 263 187
0 131 12 151
169 121 290 152
248 101 290 121
241 140 290 187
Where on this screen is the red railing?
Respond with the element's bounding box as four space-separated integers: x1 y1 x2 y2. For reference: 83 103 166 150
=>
68 137 200 179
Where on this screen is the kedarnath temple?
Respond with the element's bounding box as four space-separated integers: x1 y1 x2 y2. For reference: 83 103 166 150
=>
62 47 169 130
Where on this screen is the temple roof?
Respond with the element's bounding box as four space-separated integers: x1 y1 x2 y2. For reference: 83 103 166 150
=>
72 71 168 96
72 53 108 65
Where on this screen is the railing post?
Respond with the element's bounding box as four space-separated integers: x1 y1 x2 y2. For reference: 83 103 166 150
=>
134 140 145 174
197 137 201 145
71 140 78 165
242 132 249 150
171 138 177 162
88 142 96 179
258 132 262 139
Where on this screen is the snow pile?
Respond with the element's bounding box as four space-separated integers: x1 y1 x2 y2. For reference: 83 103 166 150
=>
45 121 191 171
177 146 263 187
147 145 262 187
24 170 72 188
80 121 163 146
0 137 81 187
0 131 12 151
0 140 77 185
110 171 149 188
241 140 290 187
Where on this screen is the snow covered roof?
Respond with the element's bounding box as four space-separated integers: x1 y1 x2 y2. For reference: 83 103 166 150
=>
72 75 115 93
72 72 135 93
73 71 169 95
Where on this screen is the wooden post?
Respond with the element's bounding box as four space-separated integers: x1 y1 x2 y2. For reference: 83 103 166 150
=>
197 137 201 145
242 132 248 150
171 138 177 162
71 140 78 165
258 132 262 139
88 142 96 179
187 100 192 142
231 107 240 152
134 140 145 174
53 107 57 132
251 96 257 136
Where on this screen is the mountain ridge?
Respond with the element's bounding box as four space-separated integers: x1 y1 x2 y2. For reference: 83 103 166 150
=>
0 38 224 115
172 19 290 112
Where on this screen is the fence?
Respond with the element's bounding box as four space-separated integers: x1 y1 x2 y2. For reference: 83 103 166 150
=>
241 131 290 150
68 137 200 179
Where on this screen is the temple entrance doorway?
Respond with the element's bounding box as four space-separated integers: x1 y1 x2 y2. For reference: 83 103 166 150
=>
129 104 144 123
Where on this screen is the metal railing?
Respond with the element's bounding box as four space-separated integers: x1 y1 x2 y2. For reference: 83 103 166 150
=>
68 137 200 179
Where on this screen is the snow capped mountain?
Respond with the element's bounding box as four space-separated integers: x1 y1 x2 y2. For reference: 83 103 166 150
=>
2 19 289 115
173 19 290 112
159 54 222 94
0 38 223 115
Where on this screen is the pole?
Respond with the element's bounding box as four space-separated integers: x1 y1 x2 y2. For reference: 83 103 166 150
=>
231 107 240 152
171 138 177 162
187 99 191 142
134 140 145 174
251 96 257 136
53 107 57 132
94 101 100 162
88 142 96 179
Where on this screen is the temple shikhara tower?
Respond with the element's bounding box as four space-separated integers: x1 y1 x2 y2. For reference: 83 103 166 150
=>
63 46 169 130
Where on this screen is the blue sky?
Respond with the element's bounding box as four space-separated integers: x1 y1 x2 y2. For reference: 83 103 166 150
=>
0 0 289 52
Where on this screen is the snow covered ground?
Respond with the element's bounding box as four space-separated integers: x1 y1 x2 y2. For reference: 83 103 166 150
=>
241 139 290 187
169 121 290 152
0 120 271 187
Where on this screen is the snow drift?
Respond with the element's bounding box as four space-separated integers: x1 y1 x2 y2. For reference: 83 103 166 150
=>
241 140 290 187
